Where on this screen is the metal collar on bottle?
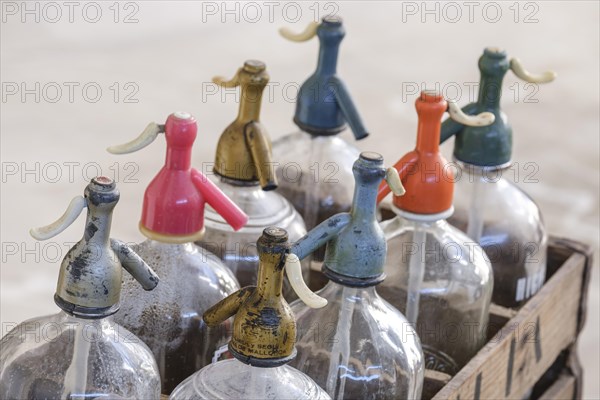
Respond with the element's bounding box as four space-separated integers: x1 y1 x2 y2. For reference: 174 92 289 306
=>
452 156 513 175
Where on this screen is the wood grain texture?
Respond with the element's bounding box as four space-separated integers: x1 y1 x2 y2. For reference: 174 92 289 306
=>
429 237 592 400
538 374 577 400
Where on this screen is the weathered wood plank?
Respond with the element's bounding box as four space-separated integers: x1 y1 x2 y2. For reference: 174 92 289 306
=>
432 251 586 400
489 303 518 321
538 374 576 400
423 369 452 400
566 347 584 399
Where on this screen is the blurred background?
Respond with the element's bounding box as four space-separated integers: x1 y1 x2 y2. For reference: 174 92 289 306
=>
1 1 598 397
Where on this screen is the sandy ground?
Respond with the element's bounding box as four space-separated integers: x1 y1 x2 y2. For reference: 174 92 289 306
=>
1 1 598 397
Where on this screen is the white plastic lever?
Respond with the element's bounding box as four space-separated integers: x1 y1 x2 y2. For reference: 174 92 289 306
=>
107 122 162 154
386 167 405 197
30 196 87 240
285 253 327 308
279 21 320 42
448 101 496 127
510 58 557 84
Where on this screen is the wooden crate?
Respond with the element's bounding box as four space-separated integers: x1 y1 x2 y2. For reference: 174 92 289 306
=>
423 236 593 400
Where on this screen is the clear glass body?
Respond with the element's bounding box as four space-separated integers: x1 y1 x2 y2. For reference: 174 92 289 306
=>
378 215 493 375
274 133 357 245
273 132 359 290
198 178 308 298
289 281 424 400
170 358 331 400
273 131 359 230
0 311 160 399
448 167 547 308
114 240 239 394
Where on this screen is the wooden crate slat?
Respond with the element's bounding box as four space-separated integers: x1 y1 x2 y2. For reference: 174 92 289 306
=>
488 303 518 321
432 251 586 400
538 374 577 400
423 369 452 400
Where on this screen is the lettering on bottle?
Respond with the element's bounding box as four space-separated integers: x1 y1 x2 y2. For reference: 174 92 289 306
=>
231 338 286 357
515 267 546 302
212 344 231 364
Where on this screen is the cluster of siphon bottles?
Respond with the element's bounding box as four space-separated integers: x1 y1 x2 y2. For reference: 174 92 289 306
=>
0 16 556 400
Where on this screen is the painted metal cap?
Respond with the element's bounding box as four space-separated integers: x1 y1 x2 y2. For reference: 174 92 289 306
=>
212 60 277 190
384 91 453 214
440 47 555 167
203 228 325 367
280 17 368 139
107 113 248 243
379 90 495 214
292 153 405 285
323 152 387 281
29 177 159 318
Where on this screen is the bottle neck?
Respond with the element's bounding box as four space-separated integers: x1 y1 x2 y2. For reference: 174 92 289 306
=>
398 214 447 229
230 358 294 374
57 311 117 336
146 239 195 251
165 146 192 170
315 41 340 76
324 280 378 298
58 310 115 326
393 205 454 227
477 73 505 111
